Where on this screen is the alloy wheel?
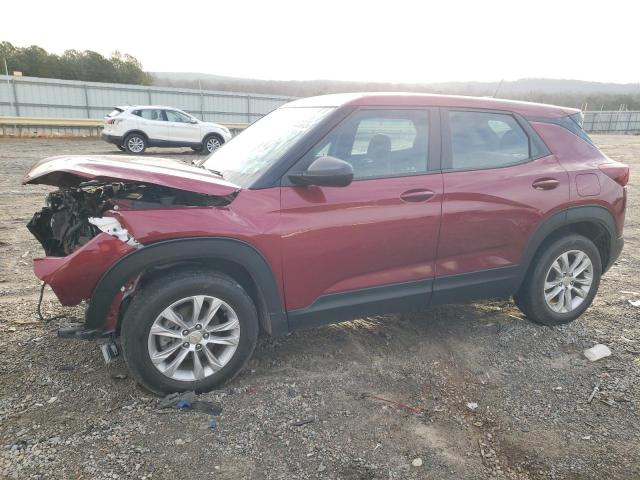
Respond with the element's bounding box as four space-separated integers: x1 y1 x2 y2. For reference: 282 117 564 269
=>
206 137 221 153
543 250 593 313
147 295 240 381
127 136 145 153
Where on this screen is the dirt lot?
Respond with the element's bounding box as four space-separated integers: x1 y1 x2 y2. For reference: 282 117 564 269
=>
0 137 638 479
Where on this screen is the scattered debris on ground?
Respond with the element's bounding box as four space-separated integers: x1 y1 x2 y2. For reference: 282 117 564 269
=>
0 137 638 479
584 344 612 361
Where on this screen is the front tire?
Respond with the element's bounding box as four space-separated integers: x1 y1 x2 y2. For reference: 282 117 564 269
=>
514 234 601 326
203 134 223 154
124 133 147 154
121 270 259 394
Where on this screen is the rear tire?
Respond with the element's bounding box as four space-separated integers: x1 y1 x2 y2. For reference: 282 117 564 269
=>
124 133 147 154
514 234 601 326
121 270 259 394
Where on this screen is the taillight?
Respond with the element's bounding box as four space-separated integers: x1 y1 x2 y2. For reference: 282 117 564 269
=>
599 162 630 187
105 117 114 124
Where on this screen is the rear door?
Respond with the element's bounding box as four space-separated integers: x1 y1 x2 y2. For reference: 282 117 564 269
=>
280 108 443 326
133 108 170 142
433 108 569 302
165 110 201 144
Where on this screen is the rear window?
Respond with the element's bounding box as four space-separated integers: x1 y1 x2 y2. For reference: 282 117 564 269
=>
133 109 165 121
448 111 531 170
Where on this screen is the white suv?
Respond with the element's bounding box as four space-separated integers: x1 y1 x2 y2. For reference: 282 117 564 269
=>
102 106 233 154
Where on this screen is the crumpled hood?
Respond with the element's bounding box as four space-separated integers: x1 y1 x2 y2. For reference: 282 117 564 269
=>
22 155 240 196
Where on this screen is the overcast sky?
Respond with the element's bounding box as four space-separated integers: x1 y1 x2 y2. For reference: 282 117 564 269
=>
3 0 638 84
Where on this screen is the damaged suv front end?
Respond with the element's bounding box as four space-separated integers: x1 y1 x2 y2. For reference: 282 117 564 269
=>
23 155 240 337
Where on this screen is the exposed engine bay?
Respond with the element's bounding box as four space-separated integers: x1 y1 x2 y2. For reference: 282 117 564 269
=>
28 181 234 257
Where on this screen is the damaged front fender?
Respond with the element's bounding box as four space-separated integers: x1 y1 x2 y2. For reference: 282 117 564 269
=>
34 232 136 306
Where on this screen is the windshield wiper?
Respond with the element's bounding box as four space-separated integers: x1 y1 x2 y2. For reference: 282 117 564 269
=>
198 163 224 178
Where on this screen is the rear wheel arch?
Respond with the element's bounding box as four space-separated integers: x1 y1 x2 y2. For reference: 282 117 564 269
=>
85 238 287 336
123 129 148 143
518 206 618 288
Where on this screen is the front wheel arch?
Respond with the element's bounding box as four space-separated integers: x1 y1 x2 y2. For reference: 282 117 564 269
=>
85 238 287 337
202 133 224 153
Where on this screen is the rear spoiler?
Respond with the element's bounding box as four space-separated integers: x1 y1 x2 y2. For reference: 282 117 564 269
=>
106 106 129 117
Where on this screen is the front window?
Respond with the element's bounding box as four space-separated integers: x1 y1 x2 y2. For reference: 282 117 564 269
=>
302 109 430 180
202 107 334 186
166 110 193 123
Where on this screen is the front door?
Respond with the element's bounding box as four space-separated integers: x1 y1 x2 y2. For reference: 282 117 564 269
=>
165 110 201 144
279 108 443 328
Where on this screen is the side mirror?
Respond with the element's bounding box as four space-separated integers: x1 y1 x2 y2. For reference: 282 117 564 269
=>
189 118 198 124
288 156 354 187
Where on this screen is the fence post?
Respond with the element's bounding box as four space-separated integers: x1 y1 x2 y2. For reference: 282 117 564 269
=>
83 83 91 118
246 95 251 124
147 88 152 104
10 76 20 116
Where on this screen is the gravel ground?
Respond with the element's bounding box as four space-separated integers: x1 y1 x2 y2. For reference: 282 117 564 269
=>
0 136 638 479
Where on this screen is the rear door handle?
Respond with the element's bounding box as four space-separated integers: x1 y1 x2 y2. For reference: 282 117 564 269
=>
532 178 560 190
400 189 435 202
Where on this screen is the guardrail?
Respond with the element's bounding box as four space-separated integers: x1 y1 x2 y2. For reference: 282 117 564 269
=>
0 116 248 137
1 74 294 124
3 111 640 138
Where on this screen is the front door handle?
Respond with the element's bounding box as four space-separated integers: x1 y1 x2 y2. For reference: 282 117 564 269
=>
400 189 435 203
532 178 560 190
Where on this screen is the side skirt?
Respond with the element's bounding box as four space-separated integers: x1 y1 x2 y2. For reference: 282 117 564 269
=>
287 279 433 332
286 266 521 332
430 266 521 305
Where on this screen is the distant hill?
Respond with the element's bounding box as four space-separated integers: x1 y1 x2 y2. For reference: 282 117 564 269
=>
152 73 640 110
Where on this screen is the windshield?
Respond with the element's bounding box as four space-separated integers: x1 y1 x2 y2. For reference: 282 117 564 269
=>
202 107 334 186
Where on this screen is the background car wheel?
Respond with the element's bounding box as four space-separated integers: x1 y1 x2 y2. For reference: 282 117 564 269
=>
121 270 259 394
116 145 126 152
204 134 223 154
124 133 147 154
514 234 601 326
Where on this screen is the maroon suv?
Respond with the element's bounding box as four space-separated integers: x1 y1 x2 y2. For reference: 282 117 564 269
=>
23 93 628 394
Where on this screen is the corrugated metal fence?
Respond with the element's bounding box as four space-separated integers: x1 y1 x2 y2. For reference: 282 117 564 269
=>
3 75 640 135
0 74 295 124
583 111 640 134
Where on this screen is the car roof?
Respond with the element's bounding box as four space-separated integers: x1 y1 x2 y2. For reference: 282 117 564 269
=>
283 92 579 118
121 105 185 111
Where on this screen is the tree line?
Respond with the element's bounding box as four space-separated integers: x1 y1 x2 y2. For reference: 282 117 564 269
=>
154 75 640 111
0 41 151 85
2 41 639 110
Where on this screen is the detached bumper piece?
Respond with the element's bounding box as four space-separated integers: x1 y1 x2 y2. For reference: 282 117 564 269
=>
57 326 110 340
